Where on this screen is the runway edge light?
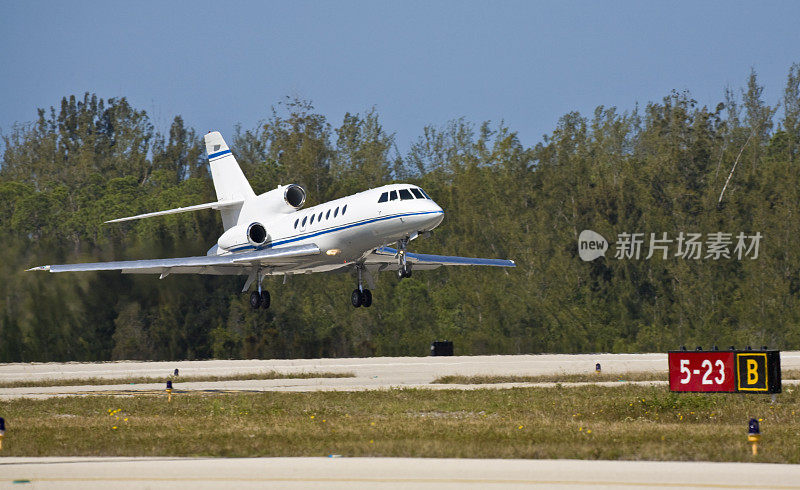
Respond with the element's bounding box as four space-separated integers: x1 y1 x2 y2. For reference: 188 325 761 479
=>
748 418 761 456
166 380 173 403
0 416 5 451
595 363 601 374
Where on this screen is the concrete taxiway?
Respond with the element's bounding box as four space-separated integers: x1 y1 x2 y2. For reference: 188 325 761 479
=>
2 352 799 399
1 457 799 489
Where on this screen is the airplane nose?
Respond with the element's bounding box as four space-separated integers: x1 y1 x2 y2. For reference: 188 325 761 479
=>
426 201 444 229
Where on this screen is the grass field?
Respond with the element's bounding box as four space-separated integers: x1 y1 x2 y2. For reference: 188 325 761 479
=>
1 384 798 463
0 371 354 389
433 372 668 384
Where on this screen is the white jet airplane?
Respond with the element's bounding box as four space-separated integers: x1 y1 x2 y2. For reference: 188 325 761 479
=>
29 131 515 308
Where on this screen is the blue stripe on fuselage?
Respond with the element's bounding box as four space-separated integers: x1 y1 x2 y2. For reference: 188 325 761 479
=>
229 210 443 252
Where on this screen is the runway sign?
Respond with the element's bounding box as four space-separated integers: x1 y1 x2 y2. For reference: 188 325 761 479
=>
668 350 781 393
736 351 781 393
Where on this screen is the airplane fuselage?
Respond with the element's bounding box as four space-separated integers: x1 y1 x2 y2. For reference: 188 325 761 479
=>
212 183 445 274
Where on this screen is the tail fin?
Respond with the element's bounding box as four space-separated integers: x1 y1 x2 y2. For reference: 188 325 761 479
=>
204 131 255 230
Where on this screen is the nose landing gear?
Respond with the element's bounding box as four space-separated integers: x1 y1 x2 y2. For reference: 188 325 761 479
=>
396 238 412 279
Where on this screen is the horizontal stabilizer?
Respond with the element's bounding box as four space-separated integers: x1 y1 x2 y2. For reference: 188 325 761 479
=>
105 200 244 223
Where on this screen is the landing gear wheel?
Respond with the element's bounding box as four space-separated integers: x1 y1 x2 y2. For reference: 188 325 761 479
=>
362 289 372 308
351 289 363 308
397 264 412 279
249 291 261 309
260 290 271 309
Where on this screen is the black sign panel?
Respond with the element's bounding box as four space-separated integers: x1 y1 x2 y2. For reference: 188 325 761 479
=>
735 351 781 393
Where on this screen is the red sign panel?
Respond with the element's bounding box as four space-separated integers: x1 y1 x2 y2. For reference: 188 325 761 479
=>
668 351 736 392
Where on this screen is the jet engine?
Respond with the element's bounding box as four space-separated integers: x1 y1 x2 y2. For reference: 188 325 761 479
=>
283 184 306 209
217 222 268 251
235 184 307 224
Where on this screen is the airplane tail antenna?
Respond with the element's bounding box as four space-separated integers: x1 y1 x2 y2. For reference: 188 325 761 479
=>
204 131 255 230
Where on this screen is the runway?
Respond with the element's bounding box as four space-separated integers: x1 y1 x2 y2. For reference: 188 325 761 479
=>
1 457 800 489
2 352 800 399
3 353 800 487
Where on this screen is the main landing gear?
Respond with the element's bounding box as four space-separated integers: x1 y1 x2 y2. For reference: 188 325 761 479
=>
249 290 270 309
351 288 372 308
248 268 270 310
396 237 412 279
351 265 373 308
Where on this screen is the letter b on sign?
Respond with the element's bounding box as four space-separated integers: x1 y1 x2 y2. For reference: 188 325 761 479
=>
736 353 768 391
746 359 759 385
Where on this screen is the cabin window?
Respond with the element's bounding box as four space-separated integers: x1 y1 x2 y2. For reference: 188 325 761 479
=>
342 205 347 215
334 207 339 217
318 212 323 221
310 214 315 225
399 189 414 200
389 190 398 201
302 216 307 226
294 218 299 229
378 192 388 203
326 209 330 219
411 188 424 199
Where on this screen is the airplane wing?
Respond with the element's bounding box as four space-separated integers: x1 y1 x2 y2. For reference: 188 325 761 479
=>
364 246 515 270
27 244 320 276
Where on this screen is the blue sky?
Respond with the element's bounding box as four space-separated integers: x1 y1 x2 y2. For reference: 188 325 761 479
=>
2 1 799 153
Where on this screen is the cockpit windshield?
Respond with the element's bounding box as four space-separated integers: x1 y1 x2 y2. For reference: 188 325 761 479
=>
378 187 432 202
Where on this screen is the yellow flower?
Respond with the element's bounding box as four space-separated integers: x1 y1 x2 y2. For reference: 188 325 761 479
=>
310 415 315 419
517 425 523 430
587 429 592 434
369 439 374 444
112 426 117 430
370 422 376 426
